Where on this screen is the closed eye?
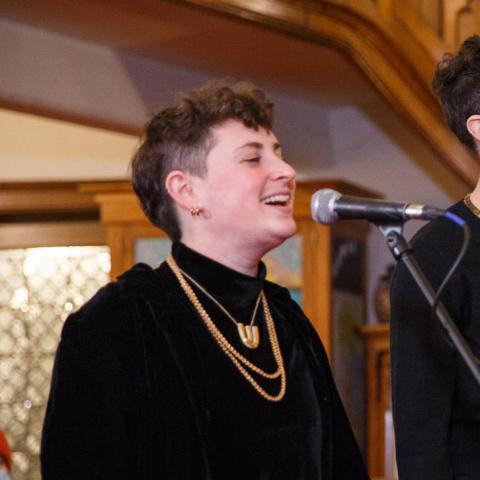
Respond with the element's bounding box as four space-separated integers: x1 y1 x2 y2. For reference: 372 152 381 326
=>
243 157 261 163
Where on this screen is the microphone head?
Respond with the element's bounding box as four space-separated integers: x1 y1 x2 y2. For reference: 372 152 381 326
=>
311 188 342 225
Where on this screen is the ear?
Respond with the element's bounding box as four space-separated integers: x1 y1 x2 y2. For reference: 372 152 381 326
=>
165 170 199 212
466 115 480 145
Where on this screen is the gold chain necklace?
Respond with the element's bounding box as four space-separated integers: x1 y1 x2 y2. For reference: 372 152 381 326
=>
167 255 286 402
464 194 480 219
178 267 262 349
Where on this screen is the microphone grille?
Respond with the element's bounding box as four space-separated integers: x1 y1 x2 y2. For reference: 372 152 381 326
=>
311 188 342 224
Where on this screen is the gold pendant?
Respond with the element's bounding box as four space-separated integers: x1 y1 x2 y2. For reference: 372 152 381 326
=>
237 323 260 349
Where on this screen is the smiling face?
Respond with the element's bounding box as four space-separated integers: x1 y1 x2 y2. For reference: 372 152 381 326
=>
188 119 296 260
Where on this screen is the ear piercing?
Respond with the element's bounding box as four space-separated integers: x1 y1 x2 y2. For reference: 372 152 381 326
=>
190 206 203 217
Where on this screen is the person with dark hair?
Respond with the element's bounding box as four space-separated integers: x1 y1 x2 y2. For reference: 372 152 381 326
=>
390 36 480 480
41 81 369 479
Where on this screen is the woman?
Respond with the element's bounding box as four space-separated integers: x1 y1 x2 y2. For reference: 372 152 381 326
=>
41 81 369 479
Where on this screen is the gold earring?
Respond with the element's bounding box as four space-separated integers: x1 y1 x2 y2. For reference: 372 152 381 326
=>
190 206 203 217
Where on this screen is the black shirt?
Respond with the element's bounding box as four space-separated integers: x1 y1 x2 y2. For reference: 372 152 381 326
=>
390 200 480 479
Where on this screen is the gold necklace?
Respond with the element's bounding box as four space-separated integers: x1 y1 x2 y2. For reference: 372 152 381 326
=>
464 194 480 219
167 255 286 402
178 267 261 349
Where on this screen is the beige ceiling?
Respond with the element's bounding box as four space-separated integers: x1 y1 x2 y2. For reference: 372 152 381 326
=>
0 0 378 107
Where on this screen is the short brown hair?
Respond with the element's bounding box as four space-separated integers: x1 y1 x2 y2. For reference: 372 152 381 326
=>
432 35 480 155
130 80 274 241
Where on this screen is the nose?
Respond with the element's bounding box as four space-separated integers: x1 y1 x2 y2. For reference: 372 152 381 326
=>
270 156 296 183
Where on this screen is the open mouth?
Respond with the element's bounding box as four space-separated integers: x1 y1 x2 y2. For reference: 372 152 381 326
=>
262 194 290 206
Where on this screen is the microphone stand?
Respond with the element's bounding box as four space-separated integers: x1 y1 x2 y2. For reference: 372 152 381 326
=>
376 221 480 386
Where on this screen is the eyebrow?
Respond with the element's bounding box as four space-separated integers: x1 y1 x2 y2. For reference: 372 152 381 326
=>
234 141 282 153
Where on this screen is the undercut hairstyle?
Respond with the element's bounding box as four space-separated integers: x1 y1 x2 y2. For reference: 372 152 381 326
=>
432 35 480 155
130 80 274 241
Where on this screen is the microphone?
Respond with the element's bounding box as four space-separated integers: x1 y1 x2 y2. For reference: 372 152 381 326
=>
311 189 445 225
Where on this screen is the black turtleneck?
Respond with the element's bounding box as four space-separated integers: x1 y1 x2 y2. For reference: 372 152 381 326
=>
172 241 266 326
171 242 323 479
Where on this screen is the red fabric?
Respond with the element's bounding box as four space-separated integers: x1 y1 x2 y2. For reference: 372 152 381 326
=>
0 430 12 472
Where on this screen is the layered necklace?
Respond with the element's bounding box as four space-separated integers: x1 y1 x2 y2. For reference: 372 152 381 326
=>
179 267 262 349
167 255 286 402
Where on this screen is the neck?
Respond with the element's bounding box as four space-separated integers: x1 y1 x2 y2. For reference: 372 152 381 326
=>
470 178 480 208
180 238 265 277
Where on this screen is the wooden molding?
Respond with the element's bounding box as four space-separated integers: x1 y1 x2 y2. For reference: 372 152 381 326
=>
0 180 128 216
0 221 105 249
0 180 130 249
95 192 144 224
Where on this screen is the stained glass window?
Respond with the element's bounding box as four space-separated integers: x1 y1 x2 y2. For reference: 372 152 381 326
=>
0 246 110 480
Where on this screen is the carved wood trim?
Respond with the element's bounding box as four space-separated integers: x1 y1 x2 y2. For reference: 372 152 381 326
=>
0 181 120 249
0 221 105 249
443 0 474 50
0 181 126 216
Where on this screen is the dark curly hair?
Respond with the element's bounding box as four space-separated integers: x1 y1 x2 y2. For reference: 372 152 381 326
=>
432 35 480 154
130 80 274 241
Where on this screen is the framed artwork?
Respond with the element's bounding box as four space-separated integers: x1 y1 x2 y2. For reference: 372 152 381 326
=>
264 234 302 305
134 237 171 267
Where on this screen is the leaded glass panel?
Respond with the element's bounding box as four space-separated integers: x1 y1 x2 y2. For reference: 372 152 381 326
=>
0 246 110 479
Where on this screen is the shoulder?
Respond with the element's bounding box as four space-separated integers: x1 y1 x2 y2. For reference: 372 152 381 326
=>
61 262 171 342
411 201 464 247
401 200 470 269
263 278 288 296
263 279 317 335
263 279 298 307
391 201 472 302
264 280 307 321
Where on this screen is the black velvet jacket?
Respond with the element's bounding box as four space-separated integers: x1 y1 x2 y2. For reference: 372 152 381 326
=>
41 243 369 479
